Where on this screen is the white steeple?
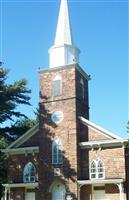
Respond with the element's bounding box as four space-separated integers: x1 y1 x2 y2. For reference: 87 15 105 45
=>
54 0 73 46
49 0 80 68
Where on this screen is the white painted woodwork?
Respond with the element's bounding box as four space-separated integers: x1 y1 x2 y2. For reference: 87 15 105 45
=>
52 184 65 200
93 190 106 200
49 0 80 68
25 192 35 200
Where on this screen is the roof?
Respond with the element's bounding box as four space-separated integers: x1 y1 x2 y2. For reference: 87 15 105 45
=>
54 0 73 46
7 123 39 149
5 116 126 151
79 116 122 140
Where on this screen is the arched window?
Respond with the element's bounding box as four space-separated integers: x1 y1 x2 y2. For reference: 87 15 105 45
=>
52 139 63 164
90 159 105 179
80 78 84 99
97 160 105 179
90 161 96 179
52 75 62 97
23 162 36 183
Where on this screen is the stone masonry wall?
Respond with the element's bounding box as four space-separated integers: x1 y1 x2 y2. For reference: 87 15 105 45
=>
39 65 78 200
89 147 125 179
88 127 114 141
8 154 39 184
38 64 89 200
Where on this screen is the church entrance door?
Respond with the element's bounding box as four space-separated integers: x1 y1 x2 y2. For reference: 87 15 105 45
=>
93 190 105 200
52 183 65 200
25 192 35 200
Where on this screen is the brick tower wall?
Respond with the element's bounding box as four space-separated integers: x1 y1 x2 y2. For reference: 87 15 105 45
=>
38 64 89 200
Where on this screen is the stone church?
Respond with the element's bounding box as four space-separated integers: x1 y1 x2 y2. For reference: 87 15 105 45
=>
2 0 129 199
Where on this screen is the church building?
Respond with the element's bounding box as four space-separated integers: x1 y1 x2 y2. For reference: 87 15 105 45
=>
2 0 129 200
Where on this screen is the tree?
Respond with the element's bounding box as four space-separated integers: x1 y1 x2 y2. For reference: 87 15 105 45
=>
0 118 38 141
0 64 32 139
0 63 38 198
0 118 38 198
0 67 31 123
0 137 8 198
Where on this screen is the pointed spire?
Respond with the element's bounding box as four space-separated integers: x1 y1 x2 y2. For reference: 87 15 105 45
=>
49 0 80 68
54 0 73 46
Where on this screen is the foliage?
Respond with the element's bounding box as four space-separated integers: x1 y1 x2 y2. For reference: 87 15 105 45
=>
0 137 8 198
0 64 38 198
0 118 38 198
0 66 33 140
1 118 38 141
0 67 31 124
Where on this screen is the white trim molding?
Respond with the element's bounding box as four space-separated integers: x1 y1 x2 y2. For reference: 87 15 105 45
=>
77 178 124 187
79 116 122 139
90 158 105 180
77 179 125 200
7 124 39 149
79 139 128 149
3 182 38 189
38 64 91 81
1 146 39 155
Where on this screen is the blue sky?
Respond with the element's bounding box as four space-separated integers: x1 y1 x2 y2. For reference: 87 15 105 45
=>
0 0 128 137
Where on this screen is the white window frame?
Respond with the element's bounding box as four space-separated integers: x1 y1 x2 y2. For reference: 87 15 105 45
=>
90 158 105 180
52 139 63 164
23 162 36 183
52 75 62 97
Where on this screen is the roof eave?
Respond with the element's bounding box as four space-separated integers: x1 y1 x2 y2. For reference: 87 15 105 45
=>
7 123 39 149
79 116 122 140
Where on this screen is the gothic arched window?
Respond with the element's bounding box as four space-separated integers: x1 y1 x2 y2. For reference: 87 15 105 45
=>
52 75 62 97
90 159 105 179
23 162 36 183
80 78 84 99
90 160 96 179
52 139 63 164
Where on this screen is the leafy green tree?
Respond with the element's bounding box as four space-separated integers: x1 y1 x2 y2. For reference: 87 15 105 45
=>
0 63 38 198
0 64 33 140
0 137 8 198
0 118 38 198
0 67 31 123
0 118 38 141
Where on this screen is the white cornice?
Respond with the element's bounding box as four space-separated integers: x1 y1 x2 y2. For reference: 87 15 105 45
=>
1 146 39 155
79 116 122 140
3 182 39 188
79 139 128 149
38 64 91 81
77 179 124 186
7 124 39 149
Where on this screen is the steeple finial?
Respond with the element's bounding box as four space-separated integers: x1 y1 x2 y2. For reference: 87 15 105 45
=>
49 0 80 68
54 0 73 46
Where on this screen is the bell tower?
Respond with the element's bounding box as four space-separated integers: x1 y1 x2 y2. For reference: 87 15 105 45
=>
38 0 90 199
